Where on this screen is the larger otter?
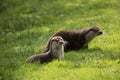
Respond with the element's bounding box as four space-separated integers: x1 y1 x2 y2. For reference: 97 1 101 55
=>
26 36 65 63
43 26 103 52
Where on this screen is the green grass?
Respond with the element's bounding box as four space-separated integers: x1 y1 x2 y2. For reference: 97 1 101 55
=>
0 0 120 80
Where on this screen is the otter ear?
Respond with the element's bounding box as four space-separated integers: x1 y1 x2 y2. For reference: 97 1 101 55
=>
51 39 54 41
87 28 93 32
51 37 54 41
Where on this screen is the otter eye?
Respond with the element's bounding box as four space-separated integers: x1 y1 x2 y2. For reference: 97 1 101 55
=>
93 30 98 32
57 38 62 41
53 40 58 42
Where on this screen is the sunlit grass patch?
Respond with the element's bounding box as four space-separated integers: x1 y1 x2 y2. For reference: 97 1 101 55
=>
13 60 120 80
0 0 120 80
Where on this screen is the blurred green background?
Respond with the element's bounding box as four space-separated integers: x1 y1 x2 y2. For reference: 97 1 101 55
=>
0 0 120 80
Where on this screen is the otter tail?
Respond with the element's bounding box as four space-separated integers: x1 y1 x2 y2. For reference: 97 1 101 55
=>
25 54 41 63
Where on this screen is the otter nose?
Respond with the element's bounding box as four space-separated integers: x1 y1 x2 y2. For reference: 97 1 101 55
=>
99 31 103 34
59 41 64 44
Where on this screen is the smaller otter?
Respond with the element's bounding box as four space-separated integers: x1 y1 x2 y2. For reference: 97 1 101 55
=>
26 36 65 63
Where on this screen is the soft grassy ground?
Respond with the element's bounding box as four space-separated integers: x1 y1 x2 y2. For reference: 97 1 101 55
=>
0 0 120 80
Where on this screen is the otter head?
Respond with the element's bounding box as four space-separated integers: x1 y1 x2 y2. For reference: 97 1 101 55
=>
51 36 64 50
85 26 103 42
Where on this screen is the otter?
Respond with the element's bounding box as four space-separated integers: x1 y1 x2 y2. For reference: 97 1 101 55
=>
43 26 103 52
26 36 65 63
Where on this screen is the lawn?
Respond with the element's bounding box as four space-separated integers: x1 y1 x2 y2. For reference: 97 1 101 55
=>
0 0 120 80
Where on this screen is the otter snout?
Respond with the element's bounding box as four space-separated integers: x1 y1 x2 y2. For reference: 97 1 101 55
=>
59 40 64 44
98 31 103 35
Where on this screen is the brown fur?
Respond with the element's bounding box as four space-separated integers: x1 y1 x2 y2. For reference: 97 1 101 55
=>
43 26 103 52
26 36 64 63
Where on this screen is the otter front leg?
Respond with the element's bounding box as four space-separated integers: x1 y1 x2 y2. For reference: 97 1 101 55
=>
83 44 88 49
